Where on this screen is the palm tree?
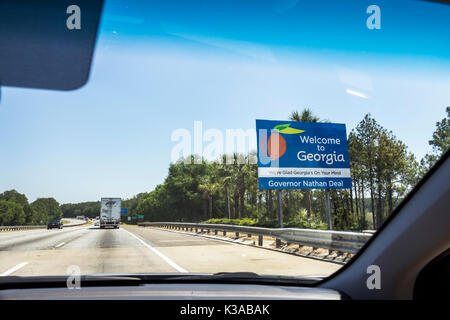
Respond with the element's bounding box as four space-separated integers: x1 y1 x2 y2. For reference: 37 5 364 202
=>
222 176 232 219
231 153 246 219
289 108 321 218
198 164 221 220
225 153 248 219
219 155 233 219
289 108 320 123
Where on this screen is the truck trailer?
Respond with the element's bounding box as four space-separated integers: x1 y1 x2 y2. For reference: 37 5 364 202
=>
100 197 121 229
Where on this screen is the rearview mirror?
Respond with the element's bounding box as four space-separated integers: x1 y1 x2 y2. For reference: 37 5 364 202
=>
0 0 104 91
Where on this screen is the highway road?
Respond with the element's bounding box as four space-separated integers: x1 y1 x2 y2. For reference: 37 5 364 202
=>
0 224 341 277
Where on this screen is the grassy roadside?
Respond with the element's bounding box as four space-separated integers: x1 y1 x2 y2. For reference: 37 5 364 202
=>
120 223 137 227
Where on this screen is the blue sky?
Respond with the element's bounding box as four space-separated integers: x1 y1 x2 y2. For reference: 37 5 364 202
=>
1 0 450 203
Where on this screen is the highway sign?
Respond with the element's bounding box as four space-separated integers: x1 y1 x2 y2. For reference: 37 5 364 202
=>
138 215 144 219
121 208 128 215
256 119 351 189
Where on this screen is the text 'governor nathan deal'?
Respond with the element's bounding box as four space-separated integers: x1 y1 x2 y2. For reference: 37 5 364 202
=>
256 119 352 190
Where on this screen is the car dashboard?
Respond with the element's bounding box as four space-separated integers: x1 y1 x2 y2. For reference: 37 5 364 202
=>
0 283 343 300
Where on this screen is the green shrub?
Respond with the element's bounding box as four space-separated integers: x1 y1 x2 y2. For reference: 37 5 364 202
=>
202 218 257 226
202 212 327 230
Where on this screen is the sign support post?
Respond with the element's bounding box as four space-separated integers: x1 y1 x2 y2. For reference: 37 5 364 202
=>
277 189 283 228
325 189 333 230
256 119 352 231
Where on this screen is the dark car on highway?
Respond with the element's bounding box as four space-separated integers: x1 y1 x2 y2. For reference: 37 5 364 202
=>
47 220 63 230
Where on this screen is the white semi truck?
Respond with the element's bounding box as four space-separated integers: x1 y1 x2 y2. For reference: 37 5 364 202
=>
100 197 121 229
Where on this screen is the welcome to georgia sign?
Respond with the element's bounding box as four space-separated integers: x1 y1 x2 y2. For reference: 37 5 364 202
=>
256 119 352 190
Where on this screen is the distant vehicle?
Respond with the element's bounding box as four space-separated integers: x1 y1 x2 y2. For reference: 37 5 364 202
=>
76 215 85 220
47 219 63 230
94 221 99 226
100 198 121 229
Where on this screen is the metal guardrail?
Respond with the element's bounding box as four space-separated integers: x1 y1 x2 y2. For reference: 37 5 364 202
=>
0 220 88 232
62 220 88 227
0 225 45 232
139 222 373 254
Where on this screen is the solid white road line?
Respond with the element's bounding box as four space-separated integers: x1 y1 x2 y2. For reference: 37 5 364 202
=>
0 262 29 276
159 240 199 242
120 228 188 273
55 242 65 248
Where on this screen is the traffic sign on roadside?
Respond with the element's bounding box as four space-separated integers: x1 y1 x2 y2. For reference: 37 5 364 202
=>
256 119 352 190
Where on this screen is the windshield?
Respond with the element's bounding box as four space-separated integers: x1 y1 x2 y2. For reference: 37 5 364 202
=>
0 0 449 280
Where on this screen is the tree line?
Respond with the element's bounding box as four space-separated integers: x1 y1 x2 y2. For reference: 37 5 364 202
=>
0 190 62 226
131 108 449 231
59 194 150 220
1 107 448 229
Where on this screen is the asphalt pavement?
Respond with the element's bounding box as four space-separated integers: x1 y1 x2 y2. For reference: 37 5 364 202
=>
0 224 341 277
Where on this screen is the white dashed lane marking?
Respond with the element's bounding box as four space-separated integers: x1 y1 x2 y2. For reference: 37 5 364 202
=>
0 262 28 276
120 228 188 273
